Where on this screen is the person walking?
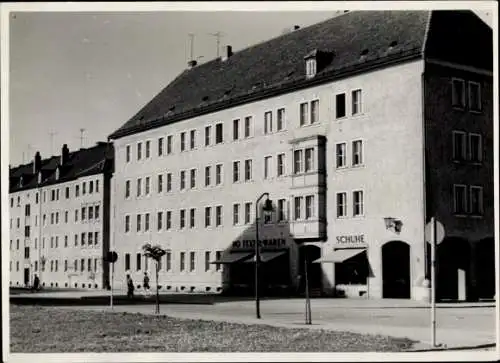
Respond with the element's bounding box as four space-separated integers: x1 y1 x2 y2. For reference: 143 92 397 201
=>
143 272 151 297
32 274 40 292
126 274 134 299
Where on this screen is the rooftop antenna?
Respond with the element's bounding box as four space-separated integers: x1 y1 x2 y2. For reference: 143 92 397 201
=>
208 31 224 58
48 131 57 156
79 128 86 148
188 33 195 61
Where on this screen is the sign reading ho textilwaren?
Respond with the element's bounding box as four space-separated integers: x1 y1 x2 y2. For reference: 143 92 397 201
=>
334 234 368 248
232 238 286 249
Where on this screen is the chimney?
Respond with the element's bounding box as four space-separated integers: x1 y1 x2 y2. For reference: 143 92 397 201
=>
293 25 300 31
33 151 42 174
61 144 69 165
187 60 197 69
223 45 233 60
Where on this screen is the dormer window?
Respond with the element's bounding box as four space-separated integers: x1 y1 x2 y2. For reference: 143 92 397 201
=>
37 171 42 184
19 176 24 187
306 59 317 78
55 167 60 181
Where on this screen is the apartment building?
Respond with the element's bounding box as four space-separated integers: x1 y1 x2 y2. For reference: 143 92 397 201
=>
108 10 493 300
9 142 114 289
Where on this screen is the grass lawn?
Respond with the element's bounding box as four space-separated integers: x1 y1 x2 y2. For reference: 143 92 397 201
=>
10 304 416 352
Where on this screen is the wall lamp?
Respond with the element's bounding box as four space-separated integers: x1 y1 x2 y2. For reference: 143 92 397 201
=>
384 217 403 233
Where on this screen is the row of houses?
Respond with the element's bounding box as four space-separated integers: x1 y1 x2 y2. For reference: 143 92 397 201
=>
9 10 494 300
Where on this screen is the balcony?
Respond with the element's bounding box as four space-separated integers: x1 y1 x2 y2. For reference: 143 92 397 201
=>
290 218 327 240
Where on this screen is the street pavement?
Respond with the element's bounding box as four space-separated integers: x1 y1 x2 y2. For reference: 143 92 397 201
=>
32 290 496 353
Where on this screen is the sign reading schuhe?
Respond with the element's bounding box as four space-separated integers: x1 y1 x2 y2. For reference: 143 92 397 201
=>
232 239 286 249
335 235 367 246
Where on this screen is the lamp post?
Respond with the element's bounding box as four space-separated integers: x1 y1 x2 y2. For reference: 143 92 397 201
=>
255 192 273 319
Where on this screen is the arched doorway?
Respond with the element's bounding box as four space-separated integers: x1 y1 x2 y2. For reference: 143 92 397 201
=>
382 241 411 299
475 238 495 300
298 244 322 295
436 237 470 301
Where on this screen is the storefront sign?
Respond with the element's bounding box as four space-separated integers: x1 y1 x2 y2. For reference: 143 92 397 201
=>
335 235 365 245
232 238 286 249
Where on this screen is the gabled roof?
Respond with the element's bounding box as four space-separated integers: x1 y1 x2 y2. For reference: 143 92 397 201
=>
109 10 491 140
9 142 114 193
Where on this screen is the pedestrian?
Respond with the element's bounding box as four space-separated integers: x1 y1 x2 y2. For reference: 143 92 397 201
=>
126 274 134 299
32 274 40 292
296 274 303 296
143 272 151 297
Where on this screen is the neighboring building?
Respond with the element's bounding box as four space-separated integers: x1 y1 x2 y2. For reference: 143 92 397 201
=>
9 142 114 289
108 10 493 300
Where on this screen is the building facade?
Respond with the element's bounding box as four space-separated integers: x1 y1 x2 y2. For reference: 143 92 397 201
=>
105 10 493 300
9 143 114 289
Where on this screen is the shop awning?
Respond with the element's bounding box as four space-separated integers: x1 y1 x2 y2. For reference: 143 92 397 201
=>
244 251 287 263
313 248 366 263
210 251 254 264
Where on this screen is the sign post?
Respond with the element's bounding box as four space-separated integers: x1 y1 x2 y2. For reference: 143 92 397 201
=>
106 251 118 310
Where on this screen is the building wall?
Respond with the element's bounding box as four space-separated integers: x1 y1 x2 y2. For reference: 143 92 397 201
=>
9 173 108 289
112 59 427 297
324 60 426 299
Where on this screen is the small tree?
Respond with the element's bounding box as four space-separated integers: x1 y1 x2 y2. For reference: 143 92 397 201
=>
142 243 168 314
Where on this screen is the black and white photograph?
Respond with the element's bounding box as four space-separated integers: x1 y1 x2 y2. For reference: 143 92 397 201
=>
1 1 498 361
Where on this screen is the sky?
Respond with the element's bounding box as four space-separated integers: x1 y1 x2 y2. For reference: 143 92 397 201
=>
4 3 495 167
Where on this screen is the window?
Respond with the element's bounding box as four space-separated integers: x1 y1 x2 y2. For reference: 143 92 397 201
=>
145 176 151 195
305 148 314 172
125 215 130 232
244 159 252 181
216 206 223 226
81 207 86 221
96 180 99 193
180 209 186 229
157 212 163 230
264 111 272 134
65 187 70 199
336 192 347 217
166 211 172 230
353 190 364 216
94 232 99 245
299 102 308 126
166 252 171 271
190 252 195 272
25 247 30 259
89 180 94 194
352 140 363 166
205 126 211 146
158 174 163 193
64 235 68 247
190 169 196 189
215 251 222 271
180 171 186 190
233 161 240 183
190 130 196 149
306 58 316 77
293 150 303 174
167 135 173 154
145 213 150 231
352 89 362 115
88 206 94 220
125 254 130 271
158 137 164 156
294 197 302 220
244 116 252 138
233 119 240 140
83 182 88 195
136 253 142 271
167 173 172 192
74 235 77 246
336 93 346 118
65 211 68 223
88 232 93 245
336 143 346 168
264 156 272 179
452 78 465 108
81 232 86 246
189 208 196 228
453 184 467 215
136 214 142 232
205 207 212 227
244 202 252 224
205 252 211 272
125 180 130 198
468 82 481 111
180 252 186 272
277 108 285 131
205 166 211 186
311 100 319 124
216 164 223 185
278 199 286 222
277 153 285 177
233 203 240 225
137 142 142 160
137 178 142 197
95 205 100 219
180 132 186 151
452 131 467 161
215 123 223 144
469 133 482 163
126 145 131 162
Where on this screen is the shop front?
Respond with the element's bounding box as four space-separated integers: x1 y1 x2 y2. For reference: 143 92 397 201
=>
211 238 291 296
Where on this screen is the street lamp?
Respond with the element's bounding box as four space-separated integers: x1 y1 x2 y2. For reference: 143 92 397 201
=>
255 192 273 319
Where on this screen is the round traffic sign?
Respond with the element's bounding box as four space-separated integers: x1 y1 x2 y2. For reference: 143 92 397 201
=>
425 220 445 245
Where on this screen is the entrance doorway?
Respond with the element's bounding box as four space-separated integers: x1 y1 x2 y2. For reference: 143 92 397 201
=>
436 237 469 301
382 241 411 299
476 238 494 300
24 268 30 287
